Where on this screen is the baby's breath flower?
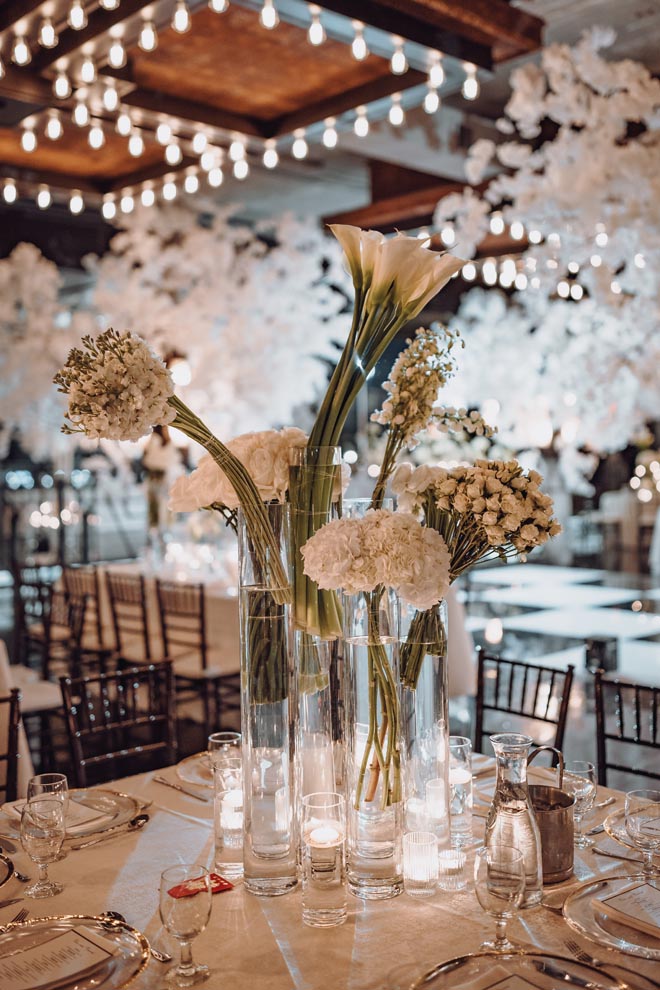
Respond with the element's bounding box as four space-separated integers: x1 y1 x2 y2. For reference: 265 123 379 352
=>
54 328 175 442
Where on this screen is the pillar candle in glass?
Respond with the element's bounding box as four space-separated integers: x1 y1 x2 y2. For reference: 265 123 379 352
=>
213 758 243 880
449 735 473 848
301 792 347 927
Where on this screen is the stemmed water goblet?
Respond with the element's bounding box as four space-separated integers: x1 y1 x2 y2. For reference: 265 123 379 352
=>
27 773 69 859
20 796 65 898
625 789 660 878
474 845 525 952
564 761 597 848
159 864 213 986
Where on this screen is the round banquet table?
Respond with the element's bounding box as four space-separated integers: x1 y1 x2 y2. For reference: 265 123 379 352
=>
0 762 656 989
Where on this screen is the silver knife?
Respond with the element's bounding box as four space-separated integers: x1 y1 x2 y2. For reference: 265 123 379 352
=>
153 776 210 803
592 846 644 865
0 897 23 911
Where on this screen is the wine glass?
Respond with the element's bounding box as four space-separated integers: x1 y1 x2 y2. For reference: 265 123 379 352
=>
625 789 660 878
474 845 525 952
27 773 69 859
159 864 213 986
20 796 65 898
564 761 597 848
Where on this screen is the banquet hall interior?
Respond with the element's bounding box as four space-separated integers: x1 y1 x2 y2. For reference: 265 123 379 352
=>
0 0 659 988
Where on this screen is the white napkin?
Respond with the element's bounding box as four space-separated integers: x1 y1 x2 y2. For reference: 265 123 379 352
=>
1 799 113 836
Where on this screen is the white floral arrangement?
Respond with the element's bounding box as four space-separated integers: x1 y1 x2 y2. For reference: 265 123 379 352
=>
301 509 450 612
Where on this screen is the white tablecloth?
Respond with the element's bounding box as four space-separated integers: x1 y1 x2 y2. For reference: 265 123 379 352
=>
0 762 656 988
0 640 35 796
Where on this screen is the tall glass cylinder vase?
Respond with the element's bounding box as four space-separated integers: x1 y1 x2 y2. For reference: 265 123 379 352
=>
238 502 297 896
344 587 403 899
399 600 450 847
295 632 339 800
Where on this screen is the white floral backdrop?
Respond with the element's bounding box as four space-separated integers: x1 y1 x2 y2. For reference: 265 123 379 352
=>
433 29 660 492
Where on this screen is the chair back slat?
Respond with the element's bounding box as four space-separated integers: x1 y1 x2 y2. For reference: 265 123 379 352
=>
63 565 105 648
594 670 660 786
474 649 574 757
106 572 154 660
155 580 208 669
0 689 21 803
60 662 177 787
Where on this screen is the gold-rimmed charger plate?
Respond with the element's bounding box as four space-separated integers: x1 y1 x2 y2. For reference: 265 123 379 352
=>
0 913 150 989
563 874 660 960
604 809 660 862
403 949 626 989
1 789 141 840
176 751 214 789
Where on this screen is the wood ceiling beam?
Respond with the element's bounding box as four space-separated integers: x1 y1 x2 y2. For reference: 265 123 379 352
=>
30 0 154 72
375 1 543 61
313 1 493 69
268 68 427 138
0 161 102 194
104 65 270 139
100 154 197 193
0 64 56 106
324 180 468 233
0 0 43 33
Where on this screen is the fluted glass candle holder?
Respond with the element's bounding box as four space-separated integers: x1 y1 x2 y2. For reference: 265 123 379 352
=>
403 831 438 897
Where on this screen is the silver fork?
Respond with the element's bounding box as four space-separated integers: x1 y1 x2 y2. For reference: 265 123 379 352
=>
0 907 29 933
564 938 660 988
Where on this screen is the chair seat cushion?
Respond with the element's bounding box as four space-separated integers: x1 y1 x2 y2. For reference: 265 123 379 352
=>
119 636 165 664
9 669 61 713
26 621 70 643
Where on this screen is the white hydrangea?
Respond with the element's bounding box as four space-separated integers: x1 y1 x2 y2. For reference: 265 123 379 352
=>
54 328 176 442
169 427 308 511
301 508 450 610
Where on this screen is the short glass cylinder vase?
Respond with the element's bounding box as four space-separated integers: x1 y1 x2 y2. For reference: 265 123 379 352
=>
344 587 403 900
399 600 450 848
485 733 543 908
238 503 297 896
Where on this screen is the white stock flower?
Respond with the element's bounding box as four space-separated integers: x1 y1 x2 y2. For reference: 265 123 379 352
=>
54 328 175 442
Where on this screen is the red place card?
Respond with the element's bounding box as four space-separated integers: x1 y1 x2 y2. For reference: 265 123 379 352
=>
167 873 234 898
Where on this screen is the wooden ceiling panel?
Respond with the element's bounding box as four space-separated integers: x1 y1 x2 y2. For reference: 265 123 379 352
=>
0 126 164 181
130 6 391 121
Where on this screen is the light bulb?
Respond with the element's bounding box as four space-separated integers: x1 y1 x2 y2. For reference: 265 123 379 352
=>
590 254 602 268
233 159 249 180
388 95 404 126
162 180 177 200
157 122 173 145
88 123 105 148
108 37 126 68
73 98 89 126
208 166 223 187
292 129 307 159
515 272 528 291
80 57 96 84
3 180 17 204
260 0 278 29
165 142 182 165
102 83 118 112
46 111 63 140
354 106 368 137
192 131 207 154
68 1 87 31
351 21 368 60
424 86 439 114
102 196 116 220
570 283 583 301
229 139 245 161
37 185 51 209
209 0 229 10
12 36 31 66
428 53 444 89
21 127 37 152
139 20 158 51
172 0 191 33
69 190 84 214
128 132 144 156
99 0 120 8
462 263 476 282
200 149 217 171
39 18 58 49
390 38 407 75
557 280 569 298
510 220 525 240
53 70 72 99
634 253 645 269
322 118 337 148
528 229 542 244
116 111 132 135
440 225 455 246
308 6 325 45
120 194 134 214
141 187 156 206
611 280 621 294
184 172 199 194
482 260 497 285
263 141 278 168
462 63 479 100
489 212 505 236
595 230 608 247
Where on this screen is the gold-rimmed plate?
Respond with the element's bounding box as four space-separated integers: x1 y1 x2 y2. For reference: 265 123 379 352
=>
399 949 626 989
176 752 214 789
604 809 660 862
0 913 150 989
1 789 141 840
0 853 13 890
563 874 660 960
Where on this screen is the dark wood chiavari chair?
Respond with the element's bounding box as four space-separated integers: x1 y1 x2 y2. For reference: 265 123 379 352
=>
594 669 660 787
474 649 575 757
63 565 112 663
106 571 163 665
59 661 177 788
0 688 21 803
155 579 240 736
